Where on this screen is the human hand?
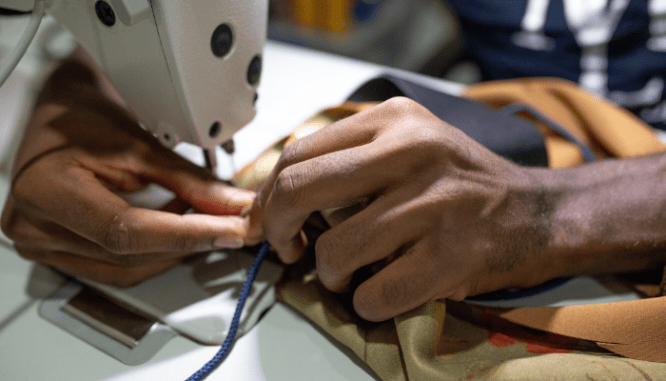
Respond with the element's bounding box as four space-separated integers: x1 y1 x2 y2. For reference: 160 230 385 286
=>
253 97 558 321
1 59 260 287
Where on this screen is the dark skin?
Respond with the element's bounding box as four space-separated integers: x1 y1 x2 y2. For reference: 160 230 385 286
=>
4 54 666 321
1 51 261 287
252 96 666 322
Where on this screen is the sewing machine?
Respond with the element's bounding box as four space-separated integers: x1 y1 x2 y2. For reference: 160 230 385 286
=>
2 0 268 171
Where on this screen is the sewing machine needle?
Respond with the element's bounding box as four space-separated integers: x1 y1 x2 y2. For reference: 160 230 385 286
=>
221 139 236 177
203 148 218 176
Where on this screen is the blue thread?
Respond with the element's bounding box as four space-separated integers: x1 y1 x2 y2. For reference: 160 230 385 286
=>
186 241 270 381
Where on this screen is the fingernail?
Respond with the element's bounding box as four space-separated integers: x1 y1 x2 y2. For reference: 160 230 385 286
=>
214 236 245 249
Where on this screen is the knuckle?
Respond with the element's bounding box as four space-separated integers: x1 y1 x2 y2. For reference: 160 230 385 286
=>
1 207 38 245
272 167 306 208
170 233 195 253
279 139 305 168
380 96 431 122
314 234 347 285
96 213 135 255
354 280 407 321
383 96 419 113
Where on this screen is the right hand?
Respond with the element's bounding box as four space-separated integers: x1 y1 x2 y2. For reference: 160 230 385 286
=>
252 97 556 321
1 59 261 287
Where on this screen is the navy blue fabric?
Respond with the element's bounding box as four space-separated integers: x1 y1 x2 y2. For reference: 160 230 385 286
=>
499 103 596 163
448 0 666 130
348 75 550 167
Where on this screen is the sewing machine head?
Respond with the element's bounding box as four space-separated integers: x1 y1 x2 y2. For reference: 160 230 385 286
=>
1 0 268 151
0 0 275 364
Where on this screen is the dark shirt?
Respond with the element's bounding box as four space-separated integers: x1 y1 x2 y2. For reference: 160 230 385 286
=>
448 0 666 129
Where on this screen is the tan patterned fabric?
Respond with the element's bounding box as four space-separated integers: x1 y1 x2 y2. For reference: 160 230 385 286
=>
233 78 666 380
464 77 666 167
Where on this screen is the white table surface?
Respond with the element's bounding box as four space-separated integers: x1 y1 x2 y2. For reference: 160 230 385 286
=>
0 40 464 381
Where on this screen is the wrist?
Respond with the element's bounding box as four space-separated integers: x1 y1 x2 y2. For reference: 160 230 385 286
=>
494 165 566 288
521 166 583 283
528 157 666 280
520 165 613 283
463 163 564 294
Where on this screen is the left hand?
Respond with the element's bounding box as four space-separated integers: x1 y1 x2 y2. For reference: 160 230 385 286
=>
252 97 559 321
1 57 261 287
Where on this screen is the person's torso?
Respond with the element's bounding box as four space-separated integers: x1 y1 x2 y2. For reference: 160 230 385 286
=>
448 0 666 129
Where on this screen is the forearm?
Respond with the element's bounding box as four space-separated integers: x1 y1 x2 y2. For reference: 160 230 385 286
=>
535 153 666 279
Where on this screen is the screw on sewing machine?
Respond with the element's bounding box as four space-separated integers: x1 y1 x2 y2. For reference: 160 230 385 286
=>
211 24 233 58
95 1 116 27
209 121 222 138
247 55 262 86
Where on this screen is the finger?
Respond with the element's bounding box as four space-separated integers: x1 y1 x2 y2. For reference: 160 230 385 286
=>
91 208 248 255
267 97 424 179
17 164 247 257
139 148 255 216
315 185 428 292
352 240 443 322
82 144 256 216
16 245 180 288
255 102 386 207
5 211 195 266
258 97 425 202
2 196 92 256
252 100 416 262
83 161 148 193
4 208 106 256
263 140 413 263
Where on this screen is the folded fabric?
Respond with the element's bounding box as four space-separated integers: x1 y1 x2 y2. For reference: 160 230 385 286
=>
233 77 666 380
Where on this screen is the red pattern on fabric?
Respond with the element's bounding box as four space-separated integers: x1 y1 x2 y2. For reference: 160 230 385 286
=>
478 312 577 354
488 331 574 354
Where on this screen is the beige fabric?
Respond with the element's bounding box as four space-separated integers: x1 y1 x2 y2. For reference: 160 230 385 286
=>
463 77 666 167
233 79 666 379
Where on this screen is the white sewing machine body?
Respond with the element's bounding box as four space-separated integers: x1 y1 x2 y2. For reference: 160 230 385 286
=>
0 0 267 150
